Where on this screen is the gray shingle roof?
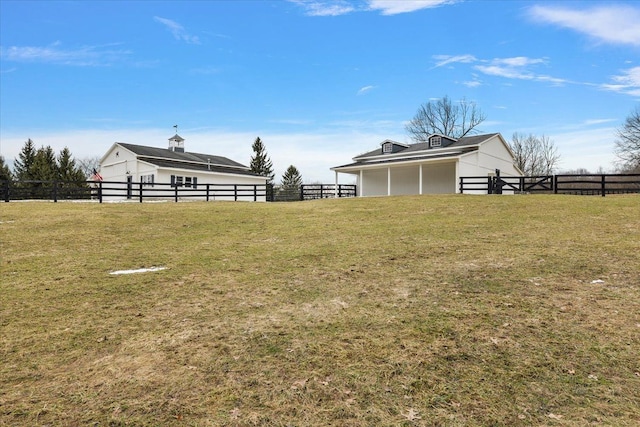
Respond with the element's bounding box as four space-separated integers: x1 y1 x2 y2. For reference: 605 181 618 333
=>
353 133 498 160
118 143 263 177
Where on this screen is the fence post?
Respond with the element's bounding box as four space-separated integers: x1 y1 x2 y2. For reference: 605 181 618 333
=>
601 174 606 197
554 175 558 194
139 181 143 203
300 185 305 201
53 180 58 203
98 181 103 203
234 185 238 201
3 181 9 202
175 184 178 202
254 185 257 202
206 184 210 201
459 177 463 194
519 176 525 193
488 176 494 194
495 169 502 195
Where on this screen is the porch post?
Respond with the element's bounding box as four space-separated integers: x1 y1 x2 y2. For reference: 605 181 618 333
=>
334 171 339 198
387 167 391 196
419 164 423 195
359 170 364 197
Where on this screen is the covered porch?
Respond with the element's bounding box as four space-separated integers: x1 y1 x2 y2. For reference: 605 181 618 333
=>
332 159 459 197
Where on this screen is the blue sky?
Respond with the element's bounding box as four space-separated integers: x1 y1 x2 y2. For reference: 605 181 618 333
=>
1 0 639 182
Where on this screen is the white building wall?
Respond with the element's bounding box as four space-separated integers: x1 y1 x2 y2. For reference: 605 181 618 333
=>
422 162 456 194
98 145 267 202
100 147 138 182
390 165 419 195
361 169 387 196
475 136 521 177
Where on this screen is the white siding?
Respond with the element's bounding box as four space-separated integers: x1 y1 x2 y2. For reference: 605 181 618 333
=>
361 169 387 196
98 144 267 202
390 165 419 195
422 162 456 194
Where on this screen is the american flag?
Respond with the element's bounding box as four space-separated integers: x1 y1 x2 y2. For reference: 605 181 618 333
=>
92 168 103 181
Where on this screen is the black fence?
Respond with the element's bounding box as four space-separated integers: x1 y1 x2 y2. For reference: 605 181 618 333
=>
460 173 640 197
301 184 357 200
1 180 358 203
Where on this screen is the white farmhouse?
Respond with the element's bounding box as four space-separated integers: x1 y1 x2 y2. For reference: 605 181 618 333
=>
98 134 268 201
331 133 522 196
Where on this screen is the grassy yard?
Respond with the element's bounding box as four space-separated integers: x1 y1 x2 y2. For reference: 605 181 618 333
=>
1 195 639 426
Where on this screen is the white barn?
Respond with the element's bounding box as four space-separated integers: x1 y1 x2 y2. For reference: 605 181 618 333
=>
331 133 522 196
98 134 268 201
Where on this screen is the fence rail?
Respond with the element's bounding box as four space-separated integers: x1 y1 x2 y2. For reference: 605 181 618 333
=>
1 180 271 203
301 184 357 200
460 173 640 197
1 180 358 203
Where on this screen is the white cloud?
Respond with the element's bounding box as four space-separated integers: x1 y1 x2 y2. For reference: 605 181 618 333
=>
432 55 569 85
473 56 570 85
288 0 456 16
367 0 456 15
528 4 640 46
582 118 616 126
432 54 477 68
357 85 376 95
287 0 355 16
462 79 482 88
601 66 640 97
0 43 131 66
434 54 638 97
153 16 200 44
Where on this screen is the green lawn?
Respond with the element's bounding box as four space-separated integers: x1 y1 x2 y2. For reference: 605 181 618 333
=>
1 195 639 426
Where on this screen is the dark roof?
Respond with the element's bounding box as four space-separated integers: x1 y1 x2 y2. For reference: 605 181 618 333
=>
117 143 263 177
353 133 498 160
334 151 470 169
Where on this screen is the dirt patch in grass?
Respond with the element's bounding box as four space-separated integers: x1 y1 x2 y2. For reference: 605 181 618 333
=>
1 195 639 426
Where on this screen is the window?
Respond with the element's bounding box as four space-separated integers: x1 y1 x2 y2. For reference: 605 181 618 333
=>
185 177 192 188
383 142 393 153
430 136 441 147
141 174 154 187
175 176 183 187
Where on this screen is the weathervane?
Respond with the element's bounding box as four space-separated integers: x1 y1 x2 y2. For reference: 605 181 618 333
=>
173 124 178 134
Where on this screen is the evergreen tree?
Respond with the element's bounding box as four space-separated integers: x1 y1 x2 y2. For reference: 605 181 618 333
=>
57 147 86 181
249 137 275 184
13 138 37 180
281 165 302 190
31 146 58 181
0 156 13 181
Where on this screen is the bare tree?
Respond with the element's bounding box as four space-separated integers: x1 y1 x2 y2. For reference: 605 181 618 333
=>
509 133 561 176
76 156 101 179
405 95 486 142
614 105 640 172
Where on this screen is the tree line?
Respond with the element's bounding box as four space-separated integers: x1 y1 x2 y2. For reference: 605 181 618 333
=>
0 139 88 183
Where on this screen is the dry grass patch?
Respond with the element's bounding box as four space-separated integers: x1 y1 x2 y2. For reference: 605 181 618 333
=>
1 195 639 426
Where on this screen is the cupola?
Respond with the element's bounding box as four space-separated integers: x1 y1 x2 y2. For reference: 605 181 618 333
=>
169 134 185 153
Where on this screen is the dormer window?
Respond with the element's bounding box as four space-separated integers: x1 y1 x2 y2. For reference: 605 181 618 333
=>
430 136 442 148
383 142 393 153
